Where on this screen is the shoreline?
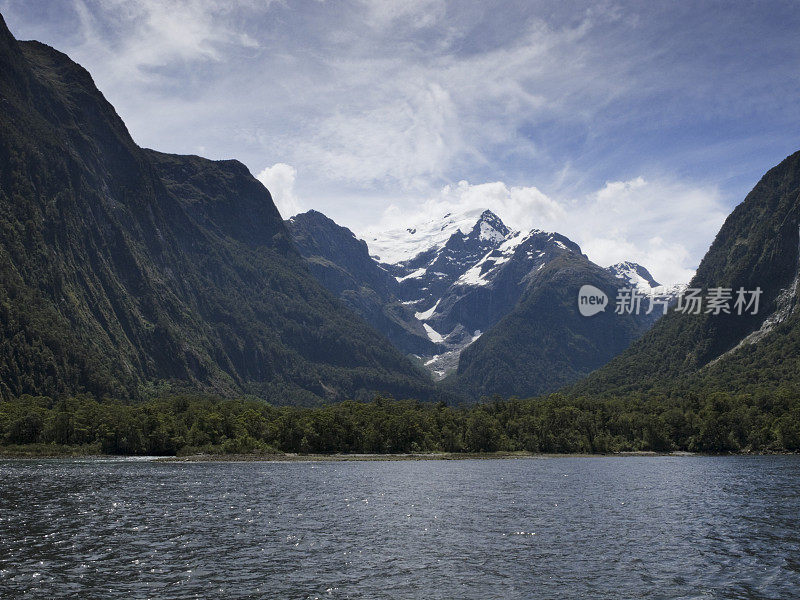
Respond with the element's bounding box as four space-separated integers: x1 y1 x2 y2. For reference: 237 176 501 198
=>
0 448 758 461
158 450 698 462
3 448 797 461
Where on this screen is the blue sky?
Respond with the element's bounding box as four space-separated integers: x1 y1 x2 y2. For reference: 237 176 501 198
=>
3 0 799 283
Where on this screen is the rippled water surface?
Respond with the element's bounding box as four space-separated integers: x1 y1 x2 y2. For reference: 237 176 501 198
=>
1 456 799 599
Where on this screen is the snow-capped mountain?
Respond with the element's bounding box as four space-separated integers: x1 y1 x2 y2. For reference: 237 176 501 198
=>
363 207 492 265
606 261 661 290
290 207 675 384
606 261 687 302
365 210 586 378
388 210 518 307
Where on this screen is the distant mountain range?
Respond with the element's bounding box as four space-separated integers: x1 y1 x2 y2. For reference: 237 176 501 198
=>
289 206 680 397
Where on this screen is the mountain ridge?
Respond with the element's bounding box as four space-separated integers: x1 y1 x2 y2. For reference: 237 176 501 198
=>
285 210 437 356
0 16 438 404
571 149 800 397
290 206 668 391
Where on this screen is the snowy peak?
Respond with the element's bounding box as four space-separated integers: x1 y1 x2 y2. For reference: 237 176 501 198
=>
470 209 511 243
606 261 686 308
364 208 515 267
606 261 661 290
376 207 584 310
386 211 518 312
363 207 490 265
359 207 594 380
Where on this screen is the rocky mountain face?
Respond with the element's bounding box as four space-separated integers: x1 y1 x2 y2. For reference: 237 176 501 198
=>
390 211 582 333
452 252 651 398
285 211 436 355
377 210 588 377
294 206 669 392
573 150 800 397
0 15 438 405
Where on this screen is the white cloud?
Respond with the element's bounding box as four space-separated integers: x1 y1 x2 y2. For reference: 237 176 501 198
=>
295 81 460 189
256 163 303 218
71 0 261 84
253 11 609 195
441 180 567 227
357 0 447 30
564 177 728 285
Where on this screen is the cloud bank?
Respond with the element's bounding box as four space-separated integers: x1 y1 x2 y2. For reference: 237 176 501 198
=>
256 163 303 218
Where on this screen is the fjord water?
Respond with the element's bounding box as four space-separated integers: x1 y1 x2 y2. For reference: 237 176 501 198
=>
1 457 798 599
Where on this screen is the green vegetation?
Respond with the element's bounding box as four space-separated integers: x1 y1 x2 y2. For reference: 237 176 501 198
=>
2 391 798 456
0 21 438 405
574 150 800 397
453 253 648 398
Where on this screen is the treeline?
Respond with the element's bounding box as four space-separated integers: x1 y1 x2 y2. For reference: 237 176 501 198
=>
1 390 799 455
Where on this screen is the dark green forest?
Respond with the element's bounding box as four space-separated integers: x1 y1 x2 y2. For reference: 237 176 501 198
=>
2 390 798 456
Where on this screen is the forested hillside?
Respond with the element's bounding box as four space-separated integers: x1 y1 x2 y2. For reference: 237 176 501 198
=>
0 15 437 405
573 150 800 397
452 253 649 397
2 391 797 456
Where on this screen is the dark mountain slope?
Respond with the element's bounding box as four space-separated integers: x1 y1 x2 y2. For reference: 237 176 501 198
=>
0 15 435 404
287 210 394 297
424 227 584 338
452 252 649 398
286 211 436 355
572 150 800 396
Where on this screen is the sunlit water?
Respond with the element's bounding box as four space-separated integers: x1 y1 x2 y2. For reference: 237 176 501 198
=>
1 456 799 599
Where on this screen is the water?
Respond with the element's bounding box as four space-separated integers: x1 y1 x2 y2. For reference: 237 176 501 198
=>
0 456 798 599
